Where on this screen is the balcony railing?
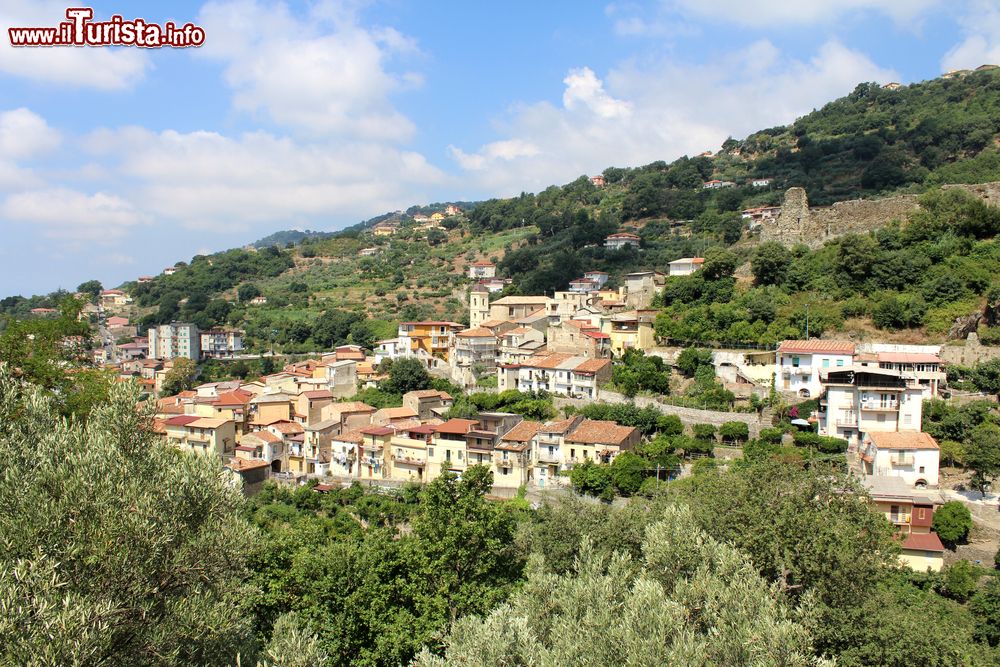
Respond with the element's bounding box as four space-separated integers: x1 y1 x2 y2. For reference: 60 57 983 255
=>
892 454 915 466
860 401 898 411
835 416 857 427
393 454 426 466
536 451 561 464
494 453 517 467
889 513 912 524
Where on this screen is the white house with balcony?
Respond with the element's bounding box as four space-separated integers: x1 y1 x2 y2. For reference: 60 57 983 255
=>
777 339 855 398
817 366 924 450
497 354 611 400
861 431 940 489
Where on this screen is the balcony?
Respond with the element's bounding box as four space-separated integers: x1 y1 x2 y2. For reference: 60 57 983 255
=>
494 453 516 467
537 450 561 464
393 453 426 467
891 454 915 467
860 401 897 411
889 513 912 525
835 416 857 427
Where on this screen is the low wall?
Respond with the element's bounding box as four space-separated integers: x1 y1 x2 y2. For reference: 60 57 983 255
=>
559 389 767 438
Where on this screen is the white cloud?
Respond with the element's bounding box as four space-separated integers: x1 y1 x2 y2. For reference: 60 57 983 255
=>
562 67 632 119
82 126 446 232
197 0 420 140
1 188 146 240
449 40 897 195
0 107 60 190
941 0 1000 72
0 0 149 89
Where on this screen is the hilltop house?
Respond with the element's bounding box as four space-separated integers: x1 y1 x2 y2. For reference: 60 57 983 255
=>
497 354 611 399
467 261 496 279
605 232 641 251
667 257 704 277
861 431 940 489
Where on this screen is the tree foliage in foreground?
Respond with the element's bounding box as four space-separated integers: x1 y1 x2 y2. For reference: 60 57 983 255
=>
419 506 829 667
0 369 259 666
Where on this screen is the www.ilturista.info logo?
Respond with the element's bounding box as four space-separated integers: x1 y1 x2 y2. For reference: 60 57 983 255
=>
8 8 205 48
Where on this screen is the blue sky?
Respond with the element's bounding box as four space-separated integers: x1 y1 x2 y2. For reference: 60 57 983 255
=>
0 0 997 296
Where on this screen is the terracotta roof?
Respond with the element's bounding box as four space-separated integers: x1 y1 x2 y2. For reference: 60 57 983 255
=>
574 358 611 374
491 296 551 306
901 532 945 552
778 340 856 355
164 415 199 427
433 418 480 435
501 420 542 442
471 261 495 266
327 401 376 414
378 406 419 419
360 426 395 436
876 352 941 364
539 417 578 434
456 327 497 338
480 319 511 328
270 421 305 435
526 353 575 369
334 429 365 444
226 458 271 472
668 257 705 264
582 331 610 340
565 419 638 446
868 432 939 451
406 390 453 400
235 445 257 452
606 233 640 239
188 417 230 429
246 431 282 444
400 320 464 327
214 390 253 406
302 389 334 399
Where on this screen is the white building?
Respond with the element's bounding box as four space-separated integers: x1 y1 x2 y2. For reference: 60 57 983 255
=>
374 338 405 365
777 339 855 398
148 322 201 360
750 178 772 187
468 261 496 279
199 329 244 359
497 354 611 400
817 366 924 449
862 431 940 489
875 352 946 398
667 257 705 277
584 271 609 288
604 233 641 250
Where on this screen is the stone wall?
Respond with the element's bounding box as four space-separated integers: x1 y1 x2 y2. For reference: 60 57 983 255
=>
760 181 1000 248
555 390 767 438
940 334 1000 367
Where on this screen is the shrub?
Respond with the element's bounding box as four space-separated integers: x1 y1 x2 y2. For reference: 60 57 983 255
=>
692 424 717 442
932 501 973 547
719 421 749 444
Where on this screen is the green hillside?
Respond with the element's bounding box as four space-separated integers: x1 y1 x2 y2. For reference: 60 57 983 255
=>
5 68 1000 353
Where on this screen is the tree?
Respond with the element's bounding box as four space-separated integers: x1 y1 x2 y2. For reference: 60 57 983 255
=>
238 283 262 303
379 357 431 394
348 320 377 351
76 279 103 299
161 357 198 396
312 309 362 348
701 247 738 280
971 578 1000 646
751 241 791 286
416 507 824 667
719 421 750 444
966 424 1000 498
0 370 258 665
939 560 979 602
609 451 646 496
569 460 614 500
411 466 521 623
932 501 974 547
972 359 1000 399
426 228 447 246
676 347 713 377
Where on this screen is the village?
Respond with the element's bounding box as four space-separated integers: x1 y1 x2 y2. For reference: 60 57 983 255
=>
61 221 979 576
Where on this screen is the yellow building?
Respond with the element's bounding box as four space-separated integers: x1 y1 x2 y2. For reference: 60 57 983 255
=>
249 393 293 425
602 310 656 357
386 423 434 482
397 321 464 362
164 415 236 458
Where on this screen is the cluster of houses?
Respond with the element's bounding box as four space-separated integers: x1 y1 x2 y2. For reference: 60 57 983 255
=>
152 356 641 496
703 177 772 189
369 204 464 238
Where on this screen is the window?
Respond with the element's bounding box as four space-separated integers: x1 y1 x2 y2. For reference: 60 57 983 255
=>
457 451 463 460
836 359 845 367
570 448 575 458
903 415 912 425
919 466 925 473
445 450 451 461
822 358 830 368
877 414 885 423
427 447 434 457
918 508 926 520
792 356 800 368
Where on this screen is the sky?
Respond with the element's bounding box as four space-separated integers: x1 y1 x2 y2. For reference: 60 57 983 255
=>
1 0 999 296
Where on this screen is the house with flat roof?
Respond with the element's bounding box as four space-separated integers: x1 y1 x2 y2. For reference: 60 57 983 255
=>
777 339 856 398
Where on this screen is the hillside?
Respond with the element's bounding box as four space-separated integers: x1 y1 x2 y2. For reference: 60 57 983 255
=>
5 68 1000 353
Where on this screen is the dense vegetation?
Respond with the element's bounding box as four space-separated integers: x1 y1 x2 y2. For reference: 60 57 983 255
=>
4 364 1000 666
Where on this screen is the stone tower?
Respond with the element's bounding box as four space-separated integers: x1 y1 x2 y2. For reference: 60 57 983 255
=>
469 283 489 328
